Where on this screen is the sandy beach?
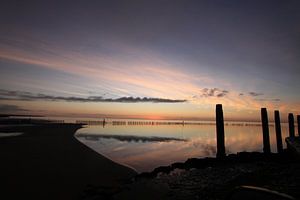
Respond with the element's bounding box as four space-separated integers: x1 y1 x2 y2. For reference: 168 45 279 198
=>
0 124 137 200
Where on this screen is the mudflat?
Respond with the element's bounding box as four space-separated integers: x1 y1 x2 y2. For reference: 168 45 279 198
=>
0 124 137 200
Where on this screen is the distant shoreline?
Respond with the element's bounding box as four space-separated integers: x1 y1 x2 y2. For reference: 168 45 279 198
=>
2 113 286 123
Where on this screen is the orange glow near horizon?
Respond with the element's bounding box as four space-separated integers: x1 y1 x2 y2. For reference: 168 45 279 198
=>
0 41 299 120
1 1 300 124
2 97 299 122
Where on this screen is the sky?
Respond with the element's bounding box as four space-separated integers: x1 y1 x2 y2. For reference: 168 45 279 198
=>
0 0 300 121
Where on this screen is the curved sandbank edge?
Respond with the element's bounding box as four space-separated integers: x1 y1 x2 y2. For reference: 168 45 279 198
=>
0 123 137 200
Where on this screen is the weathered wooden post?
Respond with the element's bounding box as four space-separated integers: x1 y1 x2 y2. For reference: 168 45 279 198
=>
261 108 271 154
274 110 283 153
297 115 300 136
288 113 295 138
216 104 225 158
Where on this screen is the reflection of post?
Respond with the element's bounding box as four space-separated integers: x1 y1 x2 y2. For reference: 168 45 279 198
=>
288 113 295 138
297 115 300 136
261 108 270 154
103 118 106 128
216 104 225 158
274 110 283 153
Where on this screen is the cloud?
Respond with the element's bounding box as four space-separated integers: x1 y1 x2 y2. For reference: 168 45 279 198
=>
255 98 281 102
0 37 213 100
0 89 186 103
0 104 28 113
248 92 264 97
199 88 229 98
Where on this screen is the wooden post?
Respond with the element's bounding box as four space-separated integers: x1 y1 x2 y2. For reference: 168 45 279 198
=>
297 115 300 136
274 110 283 153
261 108 270 154
288 113 295 138
216 104 225 158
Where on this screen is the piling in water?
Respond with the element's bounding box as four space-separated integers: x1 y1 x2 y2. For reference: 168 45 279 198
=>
274 110 283 153
297 115 300 136
216 104 225 158
261 108 270 154
288 113 295 138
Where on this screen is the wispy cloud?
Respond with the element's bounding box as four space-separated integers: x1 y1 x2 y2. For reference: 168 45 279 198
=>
199 88 229 98
255 98 281 102
0 89 186 103
0 36 296 117
248 92 264 97
0 104 28 113
0 36 211 100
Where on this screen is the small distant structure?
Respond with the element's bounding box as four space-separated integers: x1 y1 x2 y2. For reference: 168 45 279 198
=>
103 118 106 127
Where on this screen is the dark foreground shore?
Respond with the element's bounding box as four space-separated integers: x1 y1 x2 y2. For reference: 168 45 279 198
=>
1 123 300 200
0 124 137 200
83 152 300 200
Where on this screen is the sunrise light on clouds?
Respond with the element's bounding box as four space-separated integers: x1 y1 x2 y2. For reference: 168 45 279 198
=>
0 1 299 120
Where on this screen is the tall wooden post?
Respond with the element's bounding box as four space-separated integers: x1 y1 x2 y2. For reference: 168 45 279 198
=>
274 110 283 153
216 104 225 158
261 108 270 154
288 113 295 138
297 115 300 136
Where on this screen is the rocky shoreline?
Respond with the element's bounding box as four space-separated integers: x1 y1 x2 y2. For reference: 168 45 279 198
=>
137 151 297 178
83 151 300 200
146 152 300 200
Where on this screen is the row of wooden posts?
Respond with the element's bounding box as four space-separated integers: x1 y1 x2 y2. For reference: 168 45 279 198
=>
215 104 300 158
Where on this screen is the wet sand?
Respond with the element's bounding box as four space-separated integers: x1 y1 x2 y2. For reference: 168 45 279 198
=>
0 124 137 200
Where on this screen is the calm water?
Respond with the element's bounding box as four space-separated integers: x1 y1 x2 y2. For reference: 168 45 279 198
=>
75 119 289 172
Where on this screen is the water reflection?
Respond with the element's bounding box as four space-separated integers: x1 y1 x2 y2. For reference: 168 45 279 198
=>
76 133 188 142
0 132 23 138
75 122 289 172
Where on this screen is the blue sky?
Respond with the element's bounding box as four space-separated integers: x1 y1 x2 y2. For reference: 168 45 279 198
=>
0 0 299 120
